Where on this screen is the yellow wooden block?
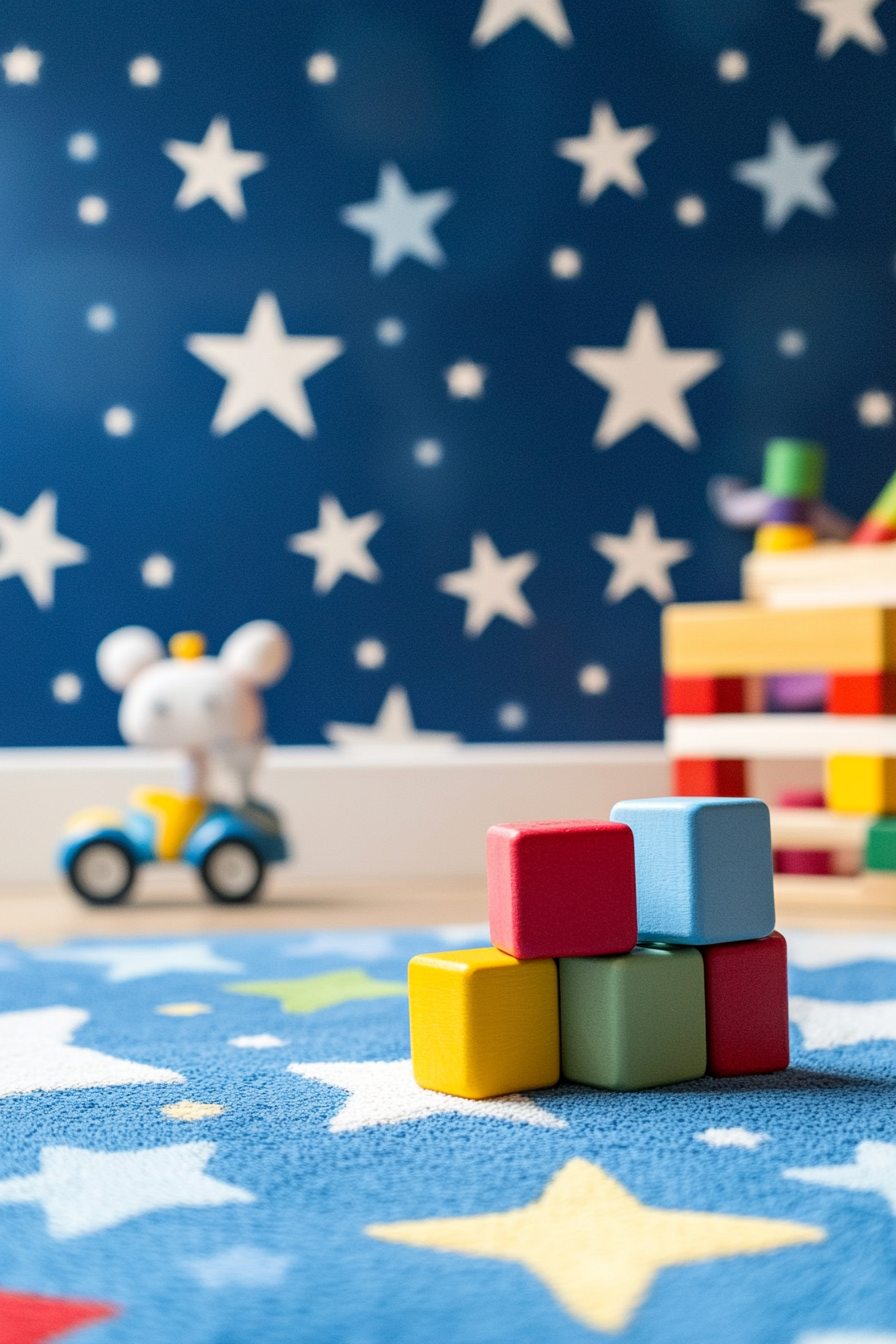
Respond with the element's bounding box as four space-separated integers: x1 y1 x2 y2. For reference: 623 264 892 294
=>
409 947 559 1100
663 602 896 676
754 523 816 553
826 756 896 814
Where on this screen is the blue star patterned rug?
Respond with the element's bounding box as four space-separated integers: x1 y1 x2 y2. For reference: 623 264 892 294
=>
3 926 896 1343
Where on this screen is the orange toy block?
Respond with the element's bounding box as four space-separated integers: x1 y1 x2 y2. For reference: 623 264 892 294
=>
827 673 896 716
672 758 746 797
664 676 745 716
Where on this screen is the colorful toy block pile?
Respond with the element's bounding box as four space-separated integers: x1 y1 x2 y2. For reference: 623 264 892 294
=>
408 797 789 1100
754 438 824 554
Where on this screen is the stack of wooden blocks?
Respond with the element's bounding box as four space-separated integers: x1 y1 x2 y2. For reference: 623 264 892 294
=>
408 798 790 1100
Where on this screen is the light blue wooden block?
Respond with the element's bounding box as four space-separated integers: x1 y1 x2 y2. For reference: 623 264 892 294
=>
608 797 775 945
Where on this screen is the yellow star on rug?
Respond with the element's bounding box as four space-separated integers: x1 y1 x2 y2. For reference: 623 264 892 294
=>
366 1157 825 1332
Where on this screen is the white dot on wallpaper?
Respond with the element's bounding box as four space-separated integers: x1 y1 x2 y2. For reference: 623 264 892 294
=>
78 195 108 225
675 195 706 226
549 246 582 279
306 52 338 84
142 554 175 588
68 132 98 161
354 638 387 669
497 701 527 731
857 390 895 428
413 438 443 467
375 317 406 346
86 303 116 332
52 672 83 704
129 55 161 86
104 405 134 436
578 663 610 695
777 328 807 357
717 49 748 82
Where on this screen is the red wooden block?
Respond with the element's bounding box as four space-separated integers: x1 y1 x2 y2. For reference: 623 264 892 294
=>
672 758 746 797
487 820 637 960
700 931 790 1076
827 672 896 715
664 675 745 715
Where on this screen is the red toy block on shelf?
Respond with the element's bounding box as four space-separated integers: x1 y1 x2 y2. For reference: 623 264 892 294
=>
827 672 896 716
486 820 637 960
700 931 790 1076
664 675 745 716
672 758 746 797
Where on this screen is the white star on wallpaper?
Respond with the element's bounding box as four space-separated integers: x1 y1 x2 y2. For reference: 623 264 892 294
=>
438 533 538 636
732 119 839 229
340 163 455 275
593 508 692 603
789 995 896 1049
288 495 383 594
33 941 242 981
289 1060 566 1131
445 359 488 399
471 0 573 47
186 292 344 437
570 303 721 450
0 491 88 609
163 116 266 219
555 102 656 203
2 45 43 84
799 0 887 56
0 1141 254 1239
324 687 460 749
785 1141 896 1216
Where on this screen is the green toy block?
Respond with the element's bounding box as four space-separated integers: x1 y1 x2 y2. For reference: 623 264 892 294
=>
866 817 896 871
559 945 706 1090
762 439 825 500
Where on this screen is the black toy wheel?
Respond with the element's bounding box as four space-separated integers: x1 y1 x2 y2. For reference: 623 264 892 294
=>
200 839 264 903
68 840 136 905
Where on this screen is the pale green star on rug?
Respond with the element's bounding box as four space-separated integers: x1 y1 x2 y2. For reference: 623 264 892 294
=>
224 970 406 1014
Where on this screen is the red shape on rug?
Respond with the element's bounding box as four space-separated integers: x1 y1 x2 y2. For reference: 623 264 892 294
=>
0 1289 119 1344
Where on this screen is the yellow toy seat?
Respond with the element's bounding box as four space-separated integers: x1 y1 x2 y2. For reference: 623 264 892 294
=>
129 788 205 860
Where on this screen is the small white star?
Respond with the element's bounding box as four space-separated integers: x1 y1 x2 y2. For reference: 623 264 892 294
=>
695 1128 770 1150
340 163 455 276
789 996 896 1049
229 1034 287 1048
732 119 839 230
163 117 266 220
287 495 383 594
445 359 488 399
186 292 344 438
289 1059 566 1131
184 1246 292 1288
471 0 573 47
33 940 243 982
857 390 894 427
785 1141 896 1215
52 672 83 704
285 932 395 960
438 533 538 637
592 508 692 604
717 49 749 81
324 687 460 750
799 0 887 56
556 102 656 203
0 491 87 609
2 45 43 85
570 303 721 450
354 637 387 669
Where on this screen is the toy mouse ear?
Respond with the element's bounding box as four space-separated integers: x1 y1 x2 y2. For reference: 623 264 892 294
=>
219 620 292 687
96 626 165 691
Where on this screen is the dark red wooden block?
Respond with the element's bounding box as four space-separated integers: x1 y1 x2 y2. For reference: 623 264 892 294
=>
700 931 790 1076
664 675 745 716
487 820 637 960
827 672 896 715
672 758 746 797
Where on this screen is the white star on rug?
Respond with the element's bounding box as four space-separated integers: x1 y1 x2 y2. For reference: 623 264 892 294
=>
284 932 395 961
786 931 896 969
324 687 460 750
183 1246 292 1288
289 1059 566 1132
785 1141 896 1215
438 533 538 636
556 102 656 203
799 0 887 56
288 495 382 594
163 116 266 219
695 1128 770 1150
340 163 455 275
570 303 721 449
0 1141 254 1238
789 996 896 1050
33 941 242 982
229 1034 288 1049
186 292 344 438
592 508 692 603
0 1006 183 1097
732 119 839 230
445 359 488 399
0 491 88 609
471 0 573 47
2 45 43 84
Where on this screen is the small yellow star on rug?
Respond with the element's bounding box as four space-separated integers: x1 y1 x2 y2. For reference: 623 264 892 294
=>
162 1101 225 1121
155 1002 212 1017
366 1157 825 1333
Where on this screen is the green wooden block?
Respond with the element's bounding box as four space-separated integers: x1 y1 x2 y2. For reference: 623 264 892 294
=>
866 818 896 871
762 439 825 500
559 946 706 1090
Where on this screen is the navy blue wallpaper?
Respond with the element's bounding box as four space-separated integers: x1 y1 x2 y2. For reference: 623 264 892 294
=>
0 0 893 747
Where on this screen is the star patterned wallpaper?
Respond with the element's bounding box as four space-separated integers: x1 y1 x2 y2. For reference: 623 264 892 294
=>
0 0 893 748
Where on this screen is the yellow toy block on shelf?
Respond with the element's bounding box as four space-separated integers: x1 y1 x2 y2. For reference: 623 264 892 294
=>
754 522 815 553
408 947 559 1100
825 756 896 815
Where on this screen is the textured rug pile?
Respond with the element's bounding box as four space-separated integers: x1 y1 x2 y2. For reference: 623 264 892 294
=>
2 925 896 1344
